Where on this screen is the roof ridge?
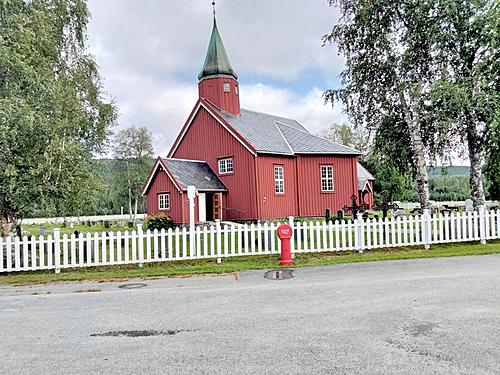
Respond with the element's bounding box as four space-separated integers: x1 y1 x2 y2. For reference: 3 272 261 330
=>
166 157 207 163
276 122 360 153
273 121 295 154
240 107 299 123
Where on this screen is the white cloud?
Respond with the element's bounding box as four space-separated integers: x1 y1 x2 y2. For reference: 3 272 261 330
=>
241 84 348 135
86 0 346 154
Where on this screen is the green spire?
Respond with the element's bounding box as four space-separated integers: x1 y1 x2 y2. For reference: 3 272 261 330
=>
198 18 238 81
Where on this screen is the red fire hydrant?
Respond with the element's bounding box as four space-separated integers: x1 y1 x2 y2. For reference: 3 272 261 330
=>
277 223 293 266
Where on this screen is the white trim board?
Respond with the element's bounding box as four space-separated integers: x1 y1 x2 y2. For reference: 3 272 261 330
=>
168 101 257 158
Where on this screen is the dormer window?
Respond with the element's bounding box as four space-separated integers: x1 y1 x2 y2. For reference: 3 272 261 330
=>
223 82 230 93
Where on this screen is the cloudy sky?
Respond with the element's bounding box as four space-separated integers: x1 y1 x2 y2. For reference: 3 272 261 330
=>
86 0 347 156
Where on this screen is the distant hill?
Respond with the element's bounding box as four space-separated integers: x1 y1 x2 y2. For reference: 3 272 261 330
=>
428 166 470 177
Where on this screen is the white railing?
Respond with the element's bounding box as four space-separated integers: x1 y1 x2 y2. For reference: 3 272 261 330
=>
21 214 147 225
1 209 499 274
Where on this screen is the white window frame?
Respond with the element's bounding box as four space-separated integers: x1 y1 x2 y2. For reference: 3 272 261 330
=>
223 82 230 93
320 165 334 192
218 157 234 174
235 84 239 95
274 165 285 194
158 193 170 210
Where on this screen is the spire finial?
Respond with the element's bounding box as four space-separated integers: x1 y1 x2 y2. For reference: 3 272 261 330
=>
212 1 216 19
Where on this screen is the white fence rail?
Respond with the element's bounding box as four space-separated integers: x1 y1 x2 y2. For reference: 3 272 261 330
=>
22 214 146 225
2 209 499 274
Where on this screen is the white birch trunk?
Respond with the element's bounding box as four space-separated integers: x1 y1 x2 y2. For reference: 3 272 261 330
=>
400 91 431 209
467 126 485 208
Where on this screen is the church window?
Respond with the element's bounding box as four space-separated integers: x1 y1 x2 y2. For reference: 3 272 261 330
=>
158 193 170 210
320 165 334 192
218 158 234 174
274 165 284 194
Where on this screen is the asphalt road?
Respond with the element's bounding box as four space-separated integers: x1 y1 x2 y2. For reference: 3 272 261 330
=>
1 255 499 375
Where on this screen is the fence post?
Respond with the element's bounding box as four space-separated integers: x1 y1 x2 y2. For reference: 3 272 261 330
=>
137 224 144 267
187 185 197 258
54 228 61 274
356 213 364 253
479 205 486 245
288 216 295 258
423 209 431 250
215 219 222 264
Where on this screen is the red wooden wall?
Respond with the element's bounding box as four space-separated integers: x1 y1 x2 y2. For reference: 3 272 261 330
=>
256 155 298 219
255 154 359 219
171 107 258 221
145 168 186 223
359 180 374 209
198 77 240 115
295 155 358 217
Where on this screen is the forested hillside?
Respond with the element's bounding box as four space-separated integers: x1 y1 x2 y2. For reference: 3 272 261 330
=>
26 158 155 218
26 160 485 218
428 166 470 177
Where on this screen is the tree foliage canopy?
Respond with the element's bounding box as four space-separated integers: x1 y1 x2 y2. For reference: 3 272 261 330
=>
0 0 116 233
323 0 442 208
324 0 499 207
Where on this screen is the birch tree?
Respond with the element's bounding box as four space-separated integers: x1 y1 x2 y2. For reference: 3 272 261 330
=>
112 127 153 221
430 0 499 207
323 0 441 209
0 0 116 236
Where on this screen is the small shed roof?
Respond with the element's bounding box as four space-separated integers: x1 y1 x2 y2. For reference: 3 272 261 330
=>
357 162 375 191
163 158 227 191
142 157 227 196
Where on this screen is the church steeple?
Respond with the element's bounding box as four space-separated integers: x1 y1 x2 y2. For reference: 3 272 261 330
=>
198 18 238 81
198 3 240 115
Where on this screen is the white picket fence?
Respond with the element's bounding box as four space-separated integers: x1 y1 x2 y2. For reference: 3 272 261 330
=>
1 209 499 273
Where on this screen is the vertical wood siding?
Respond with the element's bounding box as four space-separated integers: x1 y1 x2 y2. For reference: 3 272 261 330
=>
198 77 240 115
172 107 258 221
256 155 298 219
296 155 358 217
145 170 185 223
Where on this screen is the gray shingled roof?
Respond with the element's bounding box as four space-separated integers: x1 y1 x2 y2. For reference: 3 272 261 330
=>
163 158 227 191
276 122 360 154
217 108 360 155
357 162 375 190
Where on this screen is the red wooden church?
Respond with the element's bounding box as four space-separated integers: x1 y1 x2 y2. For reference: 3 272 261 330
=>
142 16 374 224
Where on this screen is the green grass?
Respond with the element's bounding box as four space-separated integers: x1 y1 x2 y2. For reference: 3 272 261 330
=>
1 240 499 285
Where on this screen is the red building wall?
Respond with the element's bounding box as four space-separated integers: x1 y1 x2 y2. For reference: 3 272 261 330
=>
145 168 186 224
296 155 358 217
359 180 374 209
171 107 258 221
255 154 359 219
198 77 240 115
256 155 298 220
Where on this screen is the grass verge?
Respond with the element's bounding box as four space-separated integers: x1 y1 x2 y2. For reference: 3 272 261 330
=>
1 241 499 285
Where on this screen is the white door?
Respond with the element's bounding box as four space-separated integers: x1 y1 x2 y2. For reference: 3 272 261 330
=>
198 193 206 222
